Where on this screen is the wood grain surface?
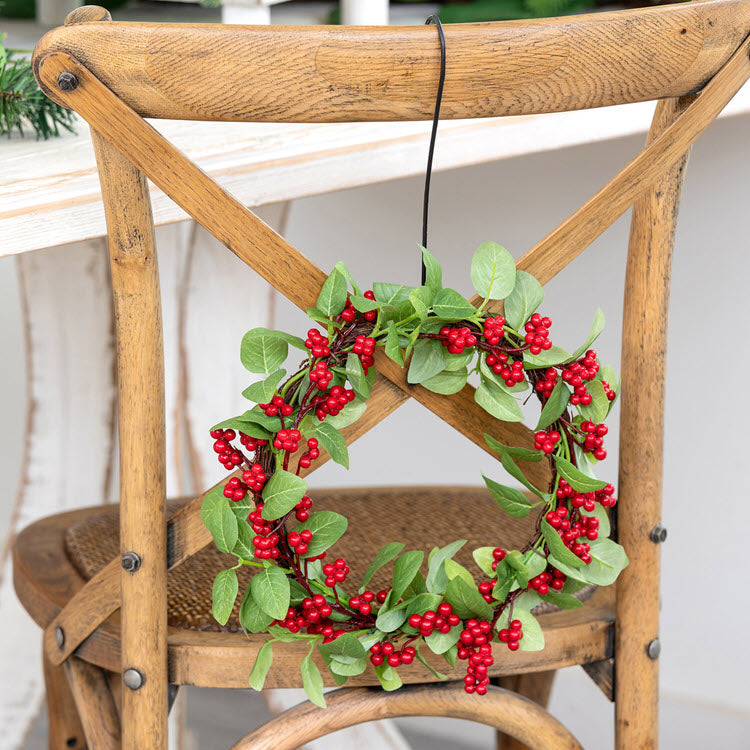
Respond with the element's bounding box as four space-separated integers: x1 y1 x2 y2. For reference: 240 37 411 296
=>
33 1 750 122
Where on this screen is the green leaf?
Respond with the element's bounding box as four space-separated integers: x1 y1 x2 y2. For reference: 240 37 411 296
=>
345 352 371 399
333 261 361 295
444 576 493 620
240 331 288 375
443 643 458 668
523 345 571 369
409 286 432 321
300 653 327 707
535 380 570 430
315 421 349 469
580 380 609 423
242 369 287 404
317 268 348 317
319 632 366 662
405 592 443 617
385 324 404 366
424 624 462 655
233 520 256 559
212 569 238 626
392 550 425 603
554 457 607 492
201 488 239 553
473 547 497 578
374 663 402 691
360 542 405 591
432 288 477 321
407 339 447 385
475 379 524 422
230 495 254 521
420 245 443 295
484 434 544 462
261 470 308 520
499 452 545 498
443 558 475 587
523 551 548 579
239 588 274 631
250 565 291 619
292 511 348 557
373 282 415 307
349 294 381 312
426 540 467 594
210 415 273 439
483 474 534 518
470 242 516 300
375 604 409 632
327 653 368 677
404 325 422 359
443 350 473 372
568 308 605 362
504 270 545 329
541 520 586 568
541 590 583 609
401 571 428 600
421 368 468 395
505 550 531 587
248 641 273 691
325 398 367 429
583 539 629 585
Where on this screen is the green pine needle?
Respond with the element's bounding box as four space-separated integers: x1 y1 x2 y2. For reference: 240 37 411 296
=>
0 39 76 139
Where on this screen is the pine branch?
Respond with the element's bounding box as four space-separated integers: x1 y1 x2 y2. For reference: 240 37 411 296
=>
0 39 76 139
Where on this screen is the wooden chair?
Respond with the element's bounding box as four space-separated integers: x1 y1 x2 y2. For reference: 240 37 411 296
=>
14 2 750 747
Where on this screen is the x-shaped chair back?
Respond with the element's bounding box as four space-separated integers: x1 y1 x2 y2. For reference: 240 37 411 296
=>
32 3 750 747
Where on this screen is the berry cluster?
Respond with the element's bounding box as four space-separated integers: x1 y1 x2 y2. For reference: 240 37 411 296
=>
352 335 376 371
482 315 506 346
348 591 375 616
211 429 245 469
239 432 267 453
439 325 478 354
313 385 356 421
458 619 495 693
498 619 523 651
287 529 313 557
294 494 313 522
408 603 460 636
491 547 506 571
310 361 334 391
360 290 378 322
322 558 350 587
298 437 320 470
527 570 565 595
561 350 600 406
524 313 553 355
222 475 249 501
248 503 280 559
579 420 608 460
242 463 268 494
260 395 294 418
276 604 344 642
369 641 416 667
544 506 594 563
601 379 617 401
478 580 495 603
273 428 301 453
534 429 561 454
535 367 558 400
305 328 331 358
555 478 616 510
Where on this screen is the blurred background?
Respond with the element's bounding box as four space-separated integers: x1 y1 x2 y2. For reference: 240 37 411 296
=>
1 1 749 749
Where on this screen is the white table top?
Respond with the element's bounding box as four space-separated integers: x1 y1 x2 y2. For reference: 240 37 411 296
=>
3 82 750 257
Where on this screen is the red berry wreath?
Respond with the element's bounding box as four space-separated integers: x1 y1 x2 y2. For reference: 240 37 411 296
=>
201 242 627 706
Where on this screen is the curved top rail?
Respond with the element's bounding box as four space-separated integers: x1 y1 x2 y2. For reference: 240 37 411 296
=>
34 0 750 122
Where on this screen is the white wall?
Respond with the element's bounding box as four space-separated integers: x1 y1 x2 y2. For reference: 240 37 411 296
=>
1 111 748 727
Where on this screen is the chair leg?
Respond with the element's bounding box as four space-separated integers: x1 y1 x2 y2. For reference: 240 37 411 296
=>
43 649 87 750
494 671 556 750
63 657 121 750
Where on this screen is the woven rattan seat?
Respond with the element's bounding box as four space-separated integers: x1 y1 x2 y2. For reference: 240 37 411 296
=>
63 486 590 633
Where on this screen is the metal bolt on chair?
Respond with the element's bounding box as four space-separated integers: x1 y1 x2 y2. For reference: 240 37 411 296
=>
13 2 750 747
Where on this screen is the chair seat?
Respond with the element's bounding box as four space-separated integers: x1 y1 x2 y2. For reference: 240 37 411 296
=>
13 486 615 689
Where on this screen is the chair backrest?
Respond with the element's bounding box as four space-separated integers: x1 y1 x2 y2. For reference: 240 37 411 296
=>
33 4 750 748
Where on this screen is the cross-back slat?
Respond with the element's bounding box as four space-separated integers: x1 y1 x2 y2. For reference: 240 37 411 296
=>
36 50 560 478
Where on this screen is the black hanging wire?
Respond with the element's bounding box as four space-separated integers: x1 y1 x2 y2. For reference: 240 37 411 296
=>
421 14 446 285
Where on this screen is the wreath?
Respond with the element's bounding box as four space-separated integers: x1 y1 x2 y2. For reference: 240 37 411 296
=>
200 242 627 706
